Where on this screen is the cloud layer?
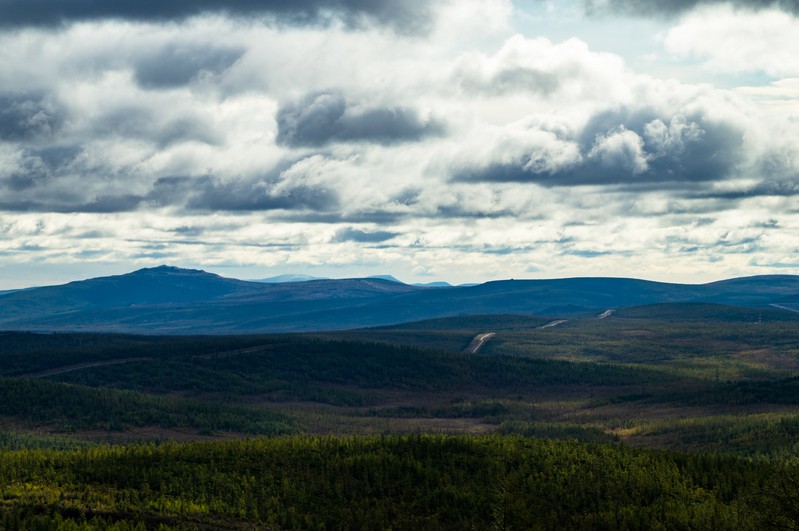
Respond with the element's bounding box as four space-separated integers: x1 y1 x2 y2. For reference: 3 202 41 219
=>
0 0 797 286
584 0 799 17
0 0 438 33
276 91 445 147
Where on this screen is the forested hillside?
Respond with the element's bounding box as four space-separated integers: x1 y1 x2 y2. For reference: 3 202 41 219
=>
2 305 799 528
0 435 787 530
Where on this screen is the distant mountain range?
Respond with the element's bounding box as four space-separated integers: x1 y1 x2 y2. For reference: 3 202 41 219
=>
0 265 798 334
254 273 453 287
252 274 329 283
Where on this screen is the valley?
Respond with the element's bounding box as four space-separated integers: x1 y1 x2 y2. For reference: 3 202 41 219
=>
2 269 799 528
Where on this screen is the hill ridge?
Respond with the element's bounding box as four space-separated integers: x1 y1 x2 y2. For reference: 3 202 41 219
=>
0 266 798 334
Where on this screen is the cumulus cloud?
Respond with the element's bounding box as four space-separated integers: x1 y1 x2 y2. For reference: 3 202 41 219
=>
276 91 445 147
663 6 799 77
0 0 440 34
453 36 628 101
452 96 748 187
441 34 798 190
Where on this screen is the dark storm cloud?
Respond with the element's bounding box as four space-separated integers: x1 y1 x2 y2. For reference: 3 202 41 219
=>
133 44 244 89
584 0 799 16
276 91 445 148
0 94 65 141
0 0 437 34
332 227 399 243
454 107 745 187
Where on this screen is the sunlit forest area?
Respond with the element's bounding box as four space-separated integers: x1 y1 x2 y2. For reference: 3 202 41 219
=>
3 305 799 528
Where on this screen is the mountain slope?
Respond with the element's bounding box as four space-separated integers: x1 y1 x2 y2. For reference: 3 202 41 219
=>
0 266 423 332
1 268 798 333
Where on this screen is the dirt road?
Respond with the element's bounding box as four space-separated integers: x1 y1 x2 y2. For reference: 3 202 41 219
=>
537 320 567 329
464 332 496 354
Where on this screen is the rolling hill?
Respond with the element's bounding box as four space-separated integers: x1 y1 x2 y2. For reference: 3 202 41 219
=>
1 266 799 333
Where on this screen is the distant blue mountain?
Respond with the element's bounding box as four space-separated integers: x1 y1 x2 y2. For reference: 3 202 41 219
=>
252 274 328 283
1 267 798 334
368 275 403 283
252 273 453 288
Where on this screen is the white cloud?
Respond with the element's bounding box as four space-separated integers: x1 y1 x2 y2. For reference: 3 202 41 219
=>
0 2 798 286
663 5 799 78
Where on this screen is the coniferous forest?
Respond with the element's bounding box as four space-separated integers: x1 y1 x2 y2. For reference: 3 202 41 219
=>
2 306 799 528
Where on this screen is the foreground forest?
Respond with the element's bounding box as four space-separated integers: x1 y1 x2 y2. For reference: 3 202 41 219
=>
2 435 796 530
2 303 799 528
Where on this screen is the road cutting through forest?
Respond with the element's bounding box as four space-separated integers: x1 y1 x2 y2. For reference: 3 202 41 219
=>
464 332 496 354
537 320 568 329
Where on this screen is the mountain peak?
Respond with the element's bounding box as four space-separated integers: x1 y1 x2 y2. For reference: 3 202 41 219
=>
367 275 404 283
129 265 217 278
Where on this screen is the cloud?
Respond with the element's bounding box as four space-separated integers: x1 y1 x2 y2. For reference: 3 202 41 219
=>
90 106 221 147
141 164 342 213
663 6 799 77
186 177 340 212
453 106 746 187
0 195 144 214
689 179 799 200
276 91 445 147
1 5 799 286
0 148 344 214
133 44 244 89
0 93 66 141
332 227 400 243
452 36 626 99
2 146 81 192
584 0 799 17
439 34 796 190
0 0 439 34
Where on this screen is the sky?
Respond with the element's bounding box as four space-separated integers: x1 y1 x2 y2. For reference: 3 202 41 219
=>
0 0 798 288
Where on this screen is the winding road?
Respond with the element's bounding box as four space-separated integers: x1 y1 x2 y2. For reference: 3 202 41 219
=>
537 320 568 329
464 332 496 354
